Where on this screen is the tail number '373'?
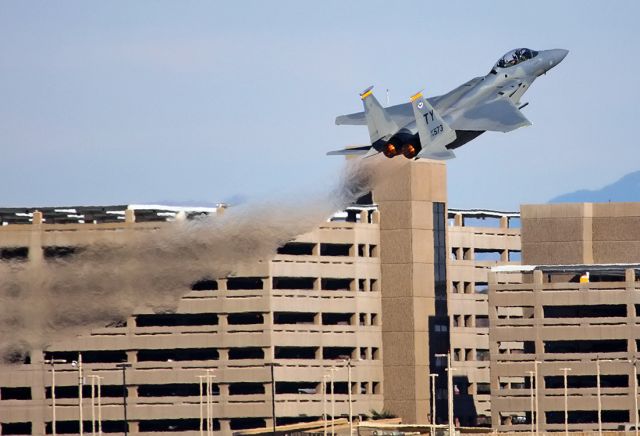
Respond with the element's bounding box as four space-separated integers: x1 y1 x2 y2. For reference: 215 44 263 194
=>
431 124 444 136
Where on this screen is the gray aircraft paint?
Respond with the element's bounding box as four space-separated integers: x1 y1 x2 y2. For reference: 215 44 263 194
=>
329 48 568 160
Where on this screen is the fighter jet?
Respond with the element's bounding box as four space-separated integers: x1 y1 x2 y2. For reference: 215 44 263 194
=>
328 48 568 160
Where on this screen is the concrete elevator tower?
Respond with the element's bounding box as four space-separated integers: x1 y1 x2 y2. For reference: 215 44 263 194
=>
373 160 450 424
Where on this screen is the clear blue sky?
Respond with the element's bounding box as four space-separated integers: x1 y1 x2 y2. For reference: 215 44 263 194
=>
1 1 639 209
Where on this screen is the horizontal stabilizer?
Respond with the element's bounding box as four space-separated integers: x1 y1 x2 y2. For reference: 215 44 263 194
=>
326 145 372 156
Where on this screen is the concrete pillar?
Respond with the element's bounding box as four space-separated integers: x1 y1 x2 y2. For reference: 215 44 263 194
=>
500 216 508 228
454 213 463 226
125 209 135 224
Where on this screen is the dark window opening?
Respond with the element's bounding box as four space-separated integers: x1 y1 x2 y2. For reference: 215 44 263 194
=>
322 313 352 326
227 312 263 325
43 350 126 364
230 418 266 431
321 278 352 291
476 315 489 328
477 383 491 394
358 244 365 257
545 375 628 389
138 383 207 397
1 422 31 435
274 312 315 325
46 385 124 399
43 246 80 259
274 347 317 360
369 245 378 257
544 340 627 354
323 347 354 360
47 420 126 434
325 381 348 394
136 313 218 327
273 277 316 290
191 279 218 291
544 304 627 318
276 416 321 426
228 347 264 360
276 382 317 394
546 410 629 424
226 277 263 290
277 242 315 256
372 347 380 360
476 349 490 361
229 382 265 395
138 419 202 432
137 348 219 362
320 243 351 257
0 387 31 400
0 247 28 261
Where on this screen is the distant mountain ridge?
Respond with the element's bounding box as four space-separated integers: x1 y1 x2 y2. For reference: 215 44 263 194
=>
550 170 640 203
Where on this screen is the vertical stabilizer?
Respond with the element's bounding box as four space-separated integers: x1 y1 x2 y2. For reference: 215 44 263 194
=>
360 86 399 144
410 91 456 160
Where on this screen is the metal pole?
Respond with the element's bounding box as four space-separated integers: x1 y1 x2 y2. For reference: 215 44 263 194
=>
560 368 571 436
206 369 215 436
430 373 438 436
447 352 454 436
597 358 602 436
90 376 96 436
116 363 132 436
271 365 276 435
323 374 329 436
97 377 102 436
78 354 83 436
347 359 353 436
45 361 68 436
527 371 535 436
52 364 57 436
534 361 540 436
330 366 337 436
197 376 204 436
634 360 639 436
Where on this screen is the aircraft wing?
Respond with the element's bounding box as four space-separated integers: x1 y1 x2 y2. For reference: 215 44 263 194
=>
448 95 531 133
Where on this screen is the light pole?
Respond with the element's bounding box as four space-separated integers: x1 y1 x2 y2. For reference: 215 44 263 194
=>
328 366 338 436
115 363 132 436
345 359 353 436
430 373 438 436
632 359 639 436
560 368 571 436
435 353 454 436
596 358 602 436
206 369 215 436
44 358 66 436
322 374 330 436
265 363 280 435
526 371 535 436
197 375 205 436
72 354 84 436
87 375 103 436
533 360 540 435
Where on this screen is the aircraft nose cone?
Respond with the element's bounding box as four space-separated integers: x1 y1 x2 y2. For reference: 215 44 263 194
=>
553 48 569 63
540 49 568 74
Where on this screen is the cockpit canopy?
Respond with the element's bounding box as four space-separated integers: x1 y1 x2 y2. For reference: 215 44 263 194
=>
494 48 538 69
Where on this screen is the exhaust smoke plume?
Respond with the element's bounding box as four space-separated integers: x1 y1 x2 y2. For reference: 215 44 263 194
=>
0 157 406 362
